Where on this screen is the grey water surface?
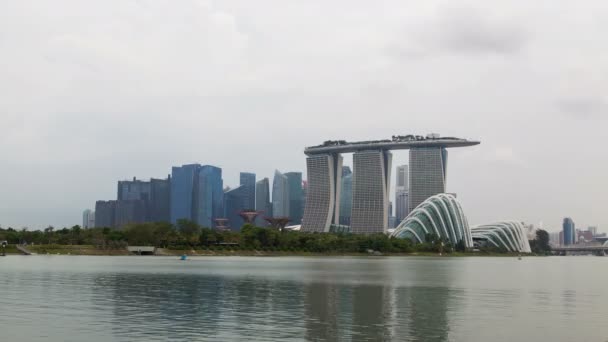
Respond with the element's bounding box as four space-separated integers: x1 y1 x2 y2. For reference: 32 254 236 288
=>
1 255 607 342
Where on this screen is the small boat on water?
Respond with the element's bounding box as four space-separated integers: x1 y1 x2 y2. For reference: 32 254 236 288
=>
180 255 187 261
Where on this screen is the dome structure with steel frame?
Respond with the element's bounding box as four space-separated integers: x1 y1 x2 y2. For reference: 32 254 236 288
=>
390 194 473 248
471 221 532 253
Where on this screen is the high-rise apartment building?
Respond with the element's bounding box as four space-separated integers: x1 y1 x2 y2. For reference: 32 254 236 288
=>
285 172 303 224
350 151 392 234
95 200 117 228
240 172 256 210
170 164 200 224
255 178 272 225
409 148 447 212
272 170 290 218
339 166 352 226
82 209 95 228
195 166 224 228
563 218 576 245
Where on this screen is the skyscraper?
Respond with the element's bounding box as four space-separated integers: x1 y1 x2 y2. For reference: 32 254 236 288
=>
82 209 95 228
224 186 248 230
339 167 352 226
170 164 200 224
285 172 303 224
272 170 290 218
409 148 447 212
195 166 224 228
255 178 272 225
117 177 151 202
301 154 343 232
240 172 256 210
350 151 392 234
563 217 576 246
150 177 171 222
395 165 409 222
95 200 116 228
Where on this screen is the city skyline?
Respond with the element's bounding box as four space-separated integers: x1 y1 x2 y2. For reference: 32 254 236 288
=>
1 0 607 231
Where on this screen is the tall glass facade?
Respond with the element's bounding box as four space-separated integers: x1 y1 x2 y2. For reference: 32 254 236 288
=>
563 217 576 245
339 168 352 226
150 177 170 223
240 172 256 210
285 172 303 225
170 164 200 224
272 170 290 218
224 185 247 230
301 154 343 232
196 166 224 228
255 178 272 225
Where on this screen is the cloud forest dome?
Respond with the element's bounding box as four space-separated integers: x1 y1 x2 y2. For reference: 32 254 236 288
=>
390 194 473 248
471 222 532 253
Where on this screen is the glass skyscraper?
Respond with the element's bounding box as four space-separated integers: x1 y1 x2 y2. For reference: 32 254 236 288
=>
196 166 224 228
563 217 576 245
255 177 272 225
170 164 200 224
339 166 352 226
395 165 409 222
240 172 256 210
285 172 303 225
224 186 247 230
272 170 290 218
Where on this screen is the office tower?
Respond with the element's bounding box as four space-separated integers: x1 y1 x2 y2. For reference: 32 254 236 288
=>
588 226 598 237
95 200 117 228
409 148 447 212
224 186 248 230
339 167 352 226
196 166 224 228
350 151 392 234
240 172 256 210
82 209 95 228
301 154 343 232
285 172 304 224
272 170 290 217
170 164 200 224
150 177 171 222
255 178 272 225
395 165 409 222
563 218 576 245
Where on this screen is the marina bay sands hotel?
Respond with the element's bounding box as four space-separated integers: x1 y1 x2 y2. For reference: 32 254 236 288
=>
300 134 480 234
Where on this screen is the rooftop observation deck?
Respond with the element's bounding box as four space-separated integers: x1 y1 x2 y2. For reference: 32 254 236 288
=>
304 135 480 156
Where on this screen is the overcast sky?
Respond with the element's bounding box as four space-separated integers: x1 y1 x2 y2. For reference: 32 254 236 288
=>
1 0 606 232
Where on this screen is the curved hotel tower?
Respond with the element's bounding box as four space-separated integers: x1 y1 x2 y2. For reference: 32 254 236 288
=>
301 135 479 234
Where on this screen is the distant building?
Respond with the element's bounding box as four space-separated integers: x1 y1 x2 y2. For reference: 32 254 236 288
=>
255 178 272 225
82 209 95 228
196 166 224 228
339 167 352 226
115 200 147 228
272 170 290 217
240 172 256 210
588 226 598 237
395 165 409 222
170 164 201 224
409 148 447 213
285 172 303 224
549 232 561 246
117 177 151 202
224 186 248 230
563 218 576 245
95 200 117 228
150 177 171 222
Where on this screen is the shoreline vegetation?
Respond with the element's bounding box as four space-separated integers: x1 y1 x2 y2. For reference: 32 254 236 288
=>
1 220 551 257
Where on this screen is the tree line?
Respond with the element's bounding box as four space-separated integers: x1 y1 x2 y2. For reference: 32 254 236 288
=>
0 221 551 254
